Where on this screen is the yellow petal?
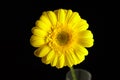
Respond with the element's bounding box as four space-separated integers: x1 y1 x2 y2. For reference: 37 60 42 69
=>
65 51 74 67
76 19 89 31
39 46 51 57
75 44 88 56
54 9 67 16
51 53 58 67
68 49 79 65
46 50 55 61
38 45 51 57
41 57 46 63
35 20 51 31
79 38 94 47
68 12 81 28
41 56 50 64
31 27 47 37
65 10 73 23
57 9 66 24
75 51 85 63
58 54 65 68
78 30 94 47
53 9 58 15
64 9 67 14
79 30 93 38
34 47 41 57
40 12 52 26
30 35 45 47
47 11 57 26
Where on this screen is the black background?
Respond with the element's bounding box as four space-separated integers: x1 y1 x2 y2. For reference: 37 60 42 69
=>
6 0 105 80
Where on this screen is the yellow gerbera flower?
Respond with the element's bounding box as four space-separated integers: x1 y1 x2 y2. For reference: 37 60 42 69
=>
30 9 94 69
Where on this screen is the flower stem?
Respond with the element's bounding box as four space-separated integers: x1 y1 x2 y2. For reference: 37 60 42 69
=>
70 67 77 80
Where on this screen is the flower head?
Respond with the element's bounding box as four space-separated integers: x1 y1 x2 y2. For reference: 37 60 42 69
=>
30 9 94 69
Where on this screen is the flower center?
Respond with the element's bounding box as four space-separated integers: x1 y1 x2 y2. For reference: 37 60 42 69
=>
56 31 70 46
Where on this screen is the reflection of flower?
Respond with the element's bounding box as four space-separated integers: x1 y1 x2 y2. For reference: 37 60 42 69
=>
30 9 94 69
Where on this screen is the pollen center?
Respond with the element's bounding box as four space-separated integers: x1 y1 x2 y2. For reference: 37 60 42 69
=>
56 31 70 46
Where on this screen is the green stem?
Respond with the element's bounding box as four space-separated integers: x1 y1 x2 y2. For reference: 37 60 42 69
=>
70 67 77 80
